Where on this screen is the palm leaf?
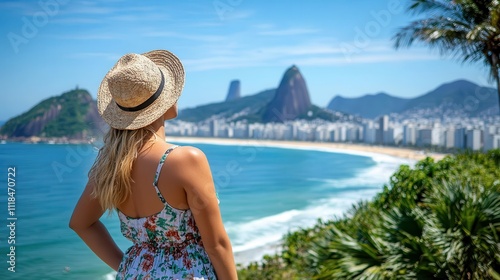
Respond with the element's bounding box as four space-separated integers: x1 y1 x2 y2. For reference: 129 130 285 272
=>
393 0 500 110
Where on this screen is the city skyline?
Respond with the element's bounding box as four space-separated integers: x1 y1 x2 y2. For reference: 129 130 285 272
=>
165 113 500 152
0 0 495 121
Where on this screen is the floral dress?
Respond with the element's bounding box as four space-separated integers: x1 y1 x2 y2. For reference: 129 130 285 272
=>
116 146 217 280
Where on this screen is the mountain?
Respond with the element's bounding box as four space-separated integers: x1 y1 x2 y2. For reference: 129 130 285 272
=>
327 80 498 118
404 80 497 114
0 89 105 139
179 65 347 123
178 89 276 123
328 92 409 119
262 65 312 122
225 80 241 101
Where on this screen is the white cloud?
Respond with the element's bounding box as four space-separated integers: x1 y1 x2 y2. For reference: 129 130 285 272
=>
0 1 32 11
68 52 121 60
141 30 226 42
183 39 439 71
0 1 53 16
258 28 320 36
293 53 437 66
253 23 275 29
217 9 254 21
256 44 345 56
49 33 120 40
51 17 101 24
188 21 225 27
61 6 114 15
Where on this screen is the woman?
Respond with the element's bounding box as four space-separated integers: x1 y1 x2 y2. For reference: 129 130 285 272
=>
69 50 237 279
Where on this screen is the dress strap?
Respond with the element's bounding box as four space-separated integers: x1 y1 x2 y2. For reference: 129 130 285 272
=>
153 145 179 204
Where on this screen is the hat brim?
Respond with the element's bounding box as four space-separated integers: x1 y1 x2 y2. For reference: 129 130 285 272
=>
97 50 185 130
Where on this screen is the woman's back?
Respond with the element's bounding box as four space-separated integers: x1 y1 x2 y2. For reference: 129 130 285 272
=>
70 50 236 280
118 142 189 218
116 144 217 279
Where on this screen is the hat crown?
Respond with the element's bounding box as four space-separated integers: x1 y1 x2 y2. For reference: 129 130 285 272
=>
107 53 163 108
97 49 184 130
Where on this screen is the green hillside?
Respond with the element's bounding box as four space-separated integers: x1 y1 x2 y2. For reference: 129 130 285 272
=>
178 89 276 122
0 89 102 138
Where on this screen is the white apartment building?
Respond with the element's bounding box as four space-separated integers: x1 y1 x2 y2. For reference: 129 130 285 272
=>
417 126 442 147
466 129 482 151
363 121 377 144
483 125 500 151
165 114 500 152
403 124 417 146
444 127 456 149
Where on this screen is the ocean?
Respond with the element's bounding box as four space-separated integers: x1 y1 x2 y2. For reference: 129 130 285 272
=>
0 140 411 279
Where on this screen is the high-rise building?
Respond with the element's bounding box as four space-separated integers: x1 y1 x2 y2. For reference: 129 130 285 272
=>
444 127 456 149
403 124 417 146
210 119 219 137
363 121 377 144
417 128 432 147
454 128 467 149
466 129 482 151
377 115 389 144
483 125 499 151
384 128 395 145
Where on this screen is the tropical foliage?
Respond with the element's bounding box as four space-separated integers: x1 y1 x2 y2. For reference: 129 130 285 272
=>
237 150 500 279
393 0 500 110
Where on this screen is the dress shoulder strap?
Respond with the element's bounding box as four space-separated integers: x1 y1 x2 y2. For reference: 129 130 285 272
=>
153 145 179 204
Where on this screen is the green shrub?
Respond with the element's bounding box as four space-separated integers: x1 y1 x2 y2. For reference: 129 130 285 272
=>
238 150 500 280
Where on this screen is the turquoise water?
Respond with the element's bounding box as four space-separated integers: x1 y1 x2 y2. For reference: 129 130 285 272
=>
0 141 407 279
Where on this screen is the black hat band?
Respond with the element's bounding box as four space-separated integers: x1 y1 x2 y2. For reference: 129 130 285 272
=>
116 69 165 112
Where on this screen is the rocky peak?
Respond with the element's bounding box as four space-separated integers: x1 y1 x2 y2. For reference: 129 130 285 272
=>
262 65 312 122
225 80 241 101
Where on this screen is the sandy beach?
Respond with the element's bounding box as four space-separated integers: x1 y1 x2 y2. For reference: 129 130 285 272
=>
166 136 448 161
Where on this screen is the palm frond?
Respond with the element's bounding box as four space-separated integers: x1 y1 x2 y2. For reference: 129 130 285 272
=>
426 181 500 278
407 0 459 17
312 225 390 280
393 0 500 89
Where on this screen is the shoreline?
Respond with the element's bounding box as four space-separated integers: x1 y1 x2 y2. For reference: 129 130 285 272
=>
166 136 448 161
3 136 449 161
1 136 91 144
166 137 446 266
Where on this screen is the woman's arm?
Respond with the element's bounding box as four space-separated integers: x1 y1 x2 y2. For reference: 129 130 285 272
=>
69 181 123 271
172 146 238 280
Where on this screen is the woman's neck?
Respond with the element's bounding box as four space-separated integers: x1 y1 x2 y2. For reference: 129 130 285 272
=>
154 126 166 142
148 117 167 142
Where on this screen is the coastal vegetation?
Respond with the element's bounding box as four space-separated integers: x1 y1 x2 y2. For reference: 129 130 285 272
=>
237 149 500 279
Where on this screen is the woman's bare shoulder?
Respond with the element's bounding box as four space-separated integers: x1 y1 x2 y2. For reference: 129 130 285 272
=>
168 145 209 167
167 146 213 189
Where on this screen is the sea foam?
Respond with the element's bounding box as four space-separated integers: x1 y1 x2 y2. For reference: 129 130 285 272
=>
226 152 411 264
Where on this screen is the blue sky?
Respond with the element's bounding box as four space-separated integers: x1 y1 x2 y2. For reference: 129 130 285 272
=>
0 0 493 121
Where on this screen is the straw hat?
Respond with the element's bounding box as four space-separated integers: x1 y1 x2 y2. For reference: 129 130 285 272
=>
97 50 185 130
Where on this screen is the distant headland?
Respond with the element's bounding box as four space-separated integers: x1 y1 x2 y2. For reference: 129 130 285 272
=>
0 89 106 143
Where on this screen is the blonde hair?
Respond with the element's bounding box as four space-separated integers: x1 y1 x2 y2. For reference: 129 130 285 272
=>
89 126 157 213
